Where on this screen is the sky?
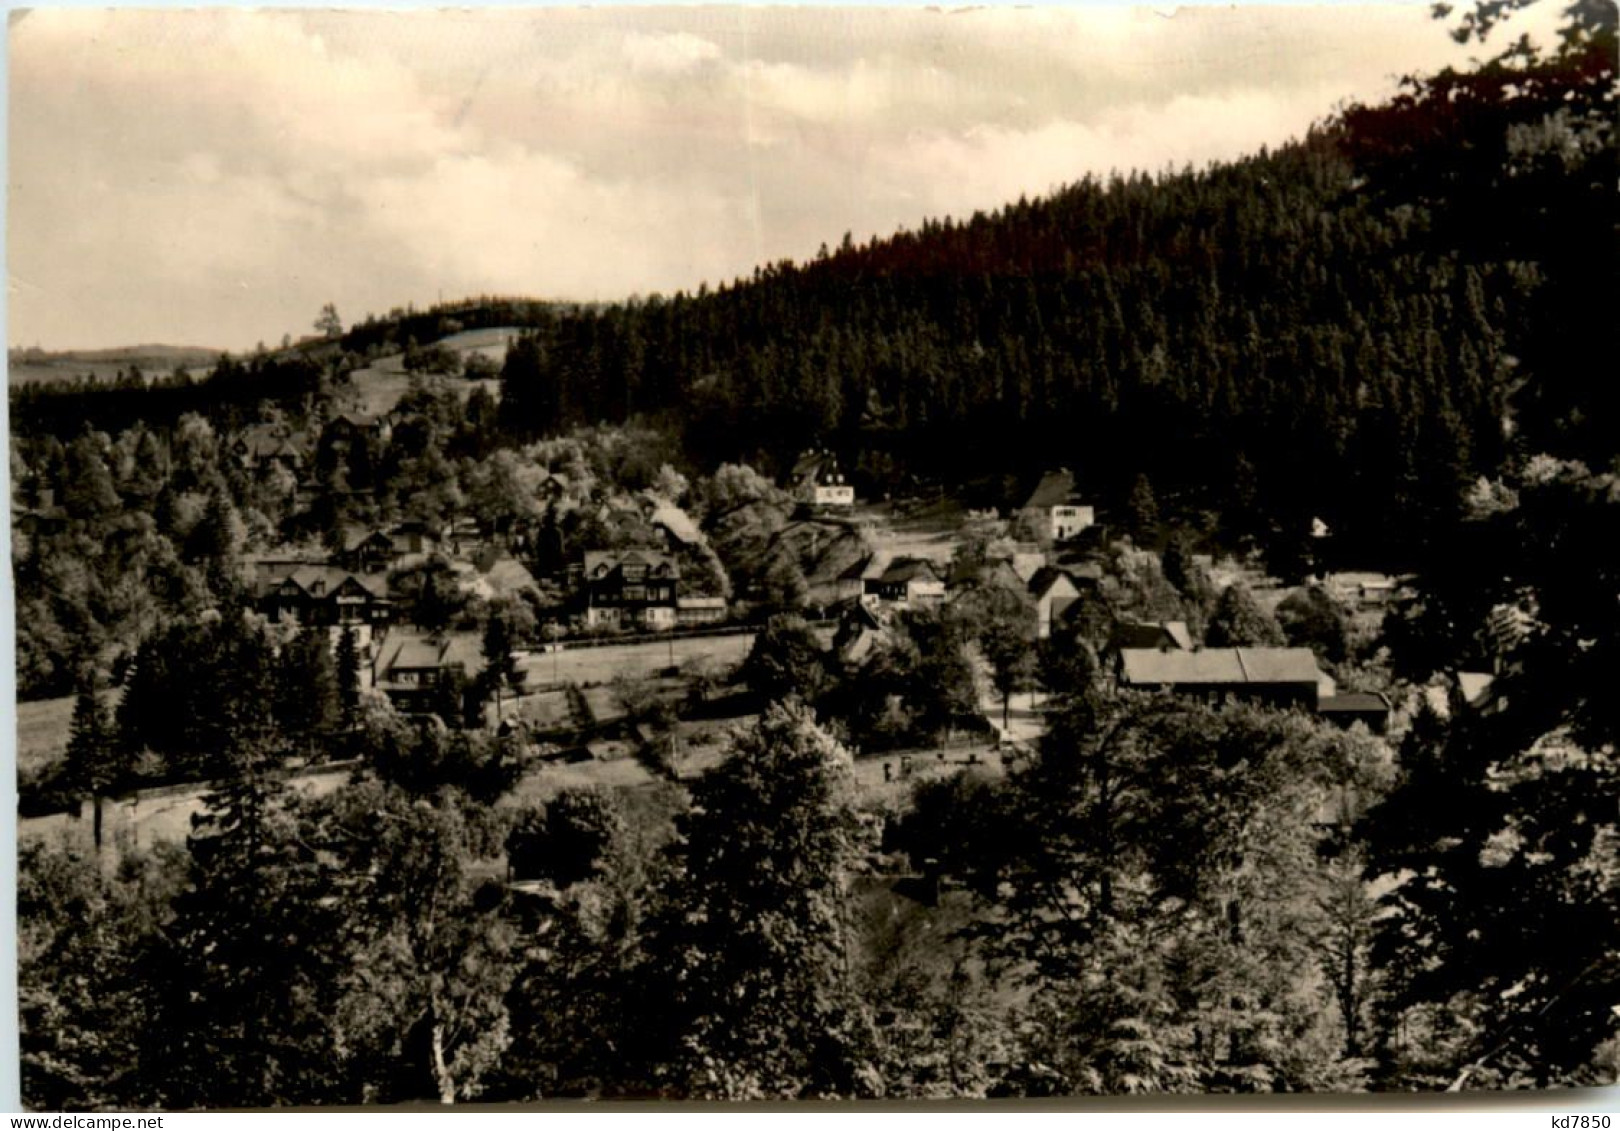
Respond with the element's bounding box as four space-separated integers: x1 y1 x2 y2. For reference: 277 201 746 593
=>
5 4 1536 352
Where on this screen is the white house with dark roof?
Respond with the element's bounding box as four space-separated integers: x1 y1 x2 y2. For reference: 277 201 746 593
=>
864 556 946 608
1023 469 1095 542
791 448 856 509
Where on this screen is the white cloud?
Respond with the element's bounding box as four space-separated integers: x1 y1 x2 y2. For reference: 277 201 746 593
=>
7 6 1484 351
622 31 722 75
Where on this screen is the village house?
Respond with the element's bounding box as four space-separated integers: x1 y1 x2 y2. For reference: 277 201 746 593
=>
372 632 482 715
321 410 393 454
1423 670 1500 719
578 549 680 629
1023 468 1095 543
256 565 394 658
460 548 542 605
1001 542 1048 584
1028 567 1083 639
831 600 894 667
649 500 704 551
1118 646 1334 712
536 470 571 502
335 526 399 573
229 425 308 477
790 448 856 509
676 595 728 627
1107 618 1194 653
389 519 444 556
444 513 488 557
1317 691 1394 734
836 555 877 604
864 556 946 609
241 549 328 586
332 521 444 574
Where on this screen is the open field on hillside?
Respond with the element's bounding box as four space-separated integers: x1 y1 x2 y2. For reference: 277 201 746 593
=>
854 496 968 564
14 691 122 776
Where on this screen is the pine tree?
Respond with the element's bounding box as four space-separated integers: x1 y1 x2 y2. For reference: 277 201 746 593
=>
480 607 525 721
1125 472 1160 540
66 668 118 852
148 685 347 1107
335 625 361 727
276 629 342 757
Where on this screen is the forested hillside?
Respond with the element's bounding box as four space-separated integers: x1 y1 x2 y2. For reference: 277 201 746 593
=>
487 5 1611 568
15 14 1610 569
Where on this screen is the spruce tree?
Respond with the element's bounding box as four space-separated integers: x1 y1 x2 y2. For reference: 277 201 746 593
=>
147 624 347 1107
66 667 118 852
335 625 361 728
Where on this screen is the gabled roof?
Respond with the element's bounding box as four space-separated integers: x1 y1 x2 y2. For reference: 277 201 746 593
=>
481 554 539 597
649 501 703 546
1028 566 1081 600
791 448 832 481
840 554 877 582
1008 551 1046 583
1024 469 1077 511
1319 692 1391 714
389 636 449 670
288 566 389 599
1120 646 1324 688
790 448 852 488
235 425 306 461
262 565 389 602
582 549 679 578
329 411 381 430
379 632 482 675
877 557 942 586
1456 671 1495 707
833 600 894 664
340 526 395 553
1110 619 1192 652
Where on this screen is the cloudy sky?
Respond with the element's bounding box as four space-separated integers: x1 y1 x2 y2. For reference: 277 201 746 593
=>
7 4 1523 352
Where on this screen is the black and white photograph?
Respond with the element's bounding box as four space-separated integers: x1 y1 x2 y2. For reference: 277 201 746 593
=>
5 1 1617 1111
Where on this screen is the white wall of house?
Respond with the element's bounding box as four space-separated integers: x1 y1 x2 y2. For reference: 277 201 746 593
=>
1034 576 1082 638
1051 504 1096 541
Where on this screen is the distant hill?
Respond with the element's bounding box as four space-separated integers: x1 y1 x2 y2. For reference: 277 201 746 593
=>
8 344 225 387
